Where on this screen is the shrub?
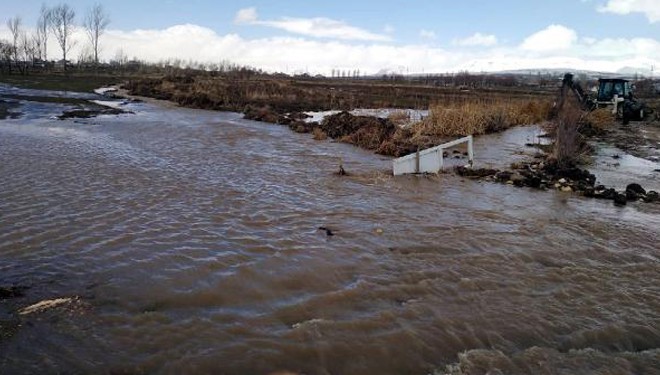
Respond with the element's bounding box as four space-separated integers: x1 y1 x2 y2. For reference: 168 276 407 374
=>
551 98 587 168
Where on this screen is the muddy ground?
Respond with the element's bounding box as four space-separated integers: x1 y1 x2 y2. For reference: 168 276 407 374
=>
0 92 131 120
595 118 660 162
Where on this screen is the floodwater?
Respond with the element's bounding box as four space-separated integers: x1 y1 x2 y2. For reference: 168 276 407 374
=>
1 88 659 375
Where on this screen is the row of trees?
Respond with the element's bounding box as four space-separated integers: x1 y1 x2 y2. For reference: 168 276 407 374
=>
2 3 110 73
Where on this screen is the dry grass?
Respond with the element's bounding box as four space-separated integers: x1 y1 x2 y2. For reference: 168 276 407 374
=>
411 98 551 138
387 110 412 127
551 98 589 167
583 108 615 132
312 127 328 140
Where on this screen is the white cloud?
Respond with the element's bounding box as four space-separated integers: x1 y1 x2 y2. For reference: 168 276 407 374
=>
520 24 577 51
453 33 498 47
234 7 258 24
419 29 437 40
233 7 391 42
598 0 660 23
0 23 657 76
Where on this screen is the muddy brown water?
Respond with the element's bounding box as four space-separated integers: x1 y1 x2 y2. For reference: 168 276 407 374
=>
1 90 659 374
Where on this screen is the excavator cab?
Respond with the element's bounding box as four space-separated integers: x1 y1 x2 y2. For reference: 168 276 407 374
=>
597 79 632 102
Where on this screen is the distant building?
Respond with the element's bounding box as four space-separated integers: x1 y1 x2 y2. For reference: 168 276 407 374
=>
54 59 73 70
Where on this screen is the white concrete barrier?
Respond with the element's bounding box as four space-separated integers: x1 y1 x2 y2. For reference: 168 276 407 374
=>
393 135 473 176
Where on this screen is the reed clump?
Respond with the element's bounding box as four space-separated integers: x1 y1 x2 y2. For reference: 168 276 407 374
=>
547 95 593 168
411 98 552 138
581 108 615 135
387 110 412 127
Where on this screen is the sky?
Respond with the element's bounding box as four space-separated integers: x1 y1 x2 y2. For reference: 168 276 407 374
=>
1 0 659 75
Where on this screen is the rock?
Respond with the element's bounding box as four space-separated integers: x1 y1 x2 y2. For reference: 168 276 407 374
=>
614 193 627 206
454 166 498 178
0 286 27 300
644 191 659 203
625 183 646 201
495 171 512 182
243 106 281 123
594 188 616 200
574 181 589 192
276 115 292 125
626 183 646 194
288 120 314 134
561 186 573 192
288 111 311 120
524 175 542 188
584 187 595 197
512 177 525 187
558 178 567 184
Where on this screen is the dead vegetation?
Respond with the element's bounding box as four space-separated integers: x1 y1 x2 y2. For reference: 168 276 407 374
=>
124 74 553 115
321 111 397 151
312 127 327 140
581 108 616 136
411 98 552 137
552 101 586 167
387 110 412 127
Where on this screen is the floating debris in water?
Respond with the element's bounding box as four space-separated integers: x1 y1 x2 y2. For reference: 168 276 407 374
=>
18 297 79 315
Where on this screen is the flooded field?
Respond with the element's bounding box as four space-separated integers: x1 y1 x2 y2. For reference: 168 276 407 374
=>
1 88 659 374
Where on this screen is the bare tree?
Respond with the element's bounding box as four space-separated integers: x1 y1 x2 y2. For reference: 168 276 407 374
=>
0 40 13 74
84 4 110 65
20 32 38 73
49 3 76 71
6 17 21 72
36 5 52 61
113 48 128 67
